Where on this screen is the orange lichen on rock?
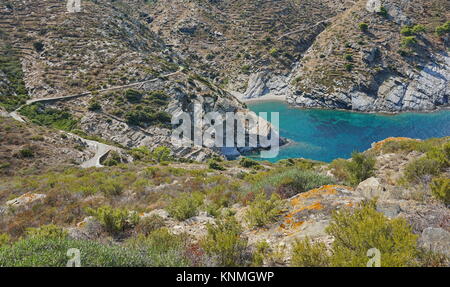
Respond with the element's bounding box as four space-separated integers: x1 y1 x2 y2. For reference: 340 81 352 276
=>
290 185 352 206
372 137 417 150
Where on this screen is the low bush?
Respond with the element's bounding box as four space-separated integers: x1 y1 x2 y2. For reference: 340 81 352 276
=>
152 146 172 163
0 234 11 247
430 177 450 205
291 238 330 267
401 36 417 47
19 147 34 158
166 192 203 221
245 192 283 228
88 100 101 111
403 142 449 184
248 168 335 198
126 228 189 267
135 215 166 236
358 23 368 32
239 158 261 169
19 104 78 131
202 216 248 266
327 201 418 267
290 201 418 267
25 224 68 240
0 237 152 267
435 21 450 36
345 152 376 186
87 206 139 235
208 160 225 171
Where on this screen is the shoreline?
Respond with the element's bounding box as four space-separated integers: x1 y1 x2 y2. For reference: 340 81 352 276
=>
244 97 450 115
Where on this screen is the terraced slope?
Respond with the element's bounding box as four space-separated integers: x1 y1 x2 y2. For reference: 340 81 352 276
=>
146 0 356 93
289 0 450 112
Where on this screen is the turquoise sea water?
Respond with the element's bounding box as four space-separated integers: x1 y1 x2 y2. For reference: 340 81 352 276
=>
248 101 450 162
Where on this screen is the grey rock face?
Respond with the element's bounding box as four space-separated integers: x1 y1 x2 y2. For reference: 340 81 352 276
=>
288 53 450 112
418 227 450 257
240 71 293 100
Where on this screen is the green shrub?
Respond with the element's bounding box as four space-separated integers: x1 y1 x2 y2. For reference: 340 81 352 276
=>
377 6 388 18
239 158 261 169
19 147 34 158
152 146 172 163
0 237 152 267
327 201 418 267
33 42 44 52
291 238 330 267
344 54 353 61
125 89 143 102
435 21 450 36
25 224 68 240
430 177 450 205
166 192 203 221
202 216 248 266
329 158 350 182
0 43 29 111
19 104 78 131
358 23 368 32
403 142 449 183
208 160 225 171
402 36 417 47
249 168 335 198
98 178 124 196
0 234 11 247
88 100 101 111
251 240 271 267
401 25 425 36
87 206 139 235
344 63 353 71
345 152 376 185
130 146 152 161
400 26 414 36
126 228 189 267
245 192 283 228
411 24 426 34
135 215 166 236
103 151 122 167
290 201 419 267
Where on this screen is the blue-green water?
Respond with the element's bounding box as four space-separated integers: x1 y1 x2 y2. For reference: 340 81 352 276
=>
248 101 450 162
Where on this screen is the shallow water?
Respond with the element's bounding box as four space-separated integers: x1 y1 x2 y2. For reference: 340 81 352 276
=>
247 101 450 162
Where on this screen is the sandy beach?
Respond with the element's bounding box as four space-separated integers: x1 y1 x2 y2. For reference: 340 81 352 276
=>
242 94 287 103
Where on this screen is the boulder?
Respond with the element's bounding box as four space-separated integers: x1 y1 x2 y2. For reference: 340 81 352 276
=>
418 227 450 257
6 193 47 207
356 177 387 199
68 216 103 240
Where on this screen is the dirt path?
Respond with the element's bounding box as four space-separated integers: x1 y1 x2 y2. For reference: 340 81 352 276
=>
7 67 184 168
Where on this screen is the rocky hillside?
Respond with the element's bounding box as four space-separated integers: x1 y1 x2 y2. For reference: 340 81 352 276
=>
288 0 450 112
0 0 276 160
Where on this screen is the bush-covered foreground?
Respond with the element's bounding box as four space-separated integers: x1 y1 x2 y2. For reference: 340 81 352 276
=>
0 137 448 267
0 200 444 267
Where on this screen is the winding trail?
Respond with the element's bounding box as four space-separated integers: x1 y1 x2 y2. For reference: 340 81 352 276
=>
7 68 184 168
